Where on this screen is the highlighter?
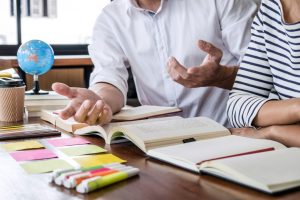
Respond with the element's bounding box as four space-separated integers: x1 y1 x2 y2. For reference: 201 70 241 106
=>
76 167 140 194
64 165 127 189
52 163 123 185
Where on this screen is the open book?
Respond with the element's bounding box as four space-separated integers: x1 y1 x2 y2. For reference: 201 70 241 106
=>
41 105 181 132
148 135 300 194
75 116 231 151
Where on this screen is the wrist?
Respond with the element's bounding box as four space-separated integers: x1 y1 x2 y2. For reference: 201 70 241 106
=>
290 98 300 122
212 65 238 90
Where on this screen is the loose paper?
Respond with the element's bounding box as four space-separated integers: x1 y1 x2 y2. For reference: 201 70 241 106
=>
74 154 126 168
1 140 44 152
59 144 107 156
20 159 73 174
47 137 90 147
10 149 57 161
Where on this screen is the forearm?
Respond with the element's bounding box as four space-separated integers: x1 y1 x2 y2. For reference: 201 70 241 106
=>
263 125 300 147
253 98 300 127
89 83 124 114
213 65 238 90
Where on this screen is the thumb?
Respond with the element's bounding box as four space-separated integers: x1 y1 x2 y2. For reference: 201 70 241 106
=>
198 40 223 63
52 82 78 99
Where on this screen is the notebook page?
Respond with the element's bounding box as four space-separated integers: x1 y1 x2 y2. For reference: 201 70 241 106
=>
148 136 286 165
204 148 300 191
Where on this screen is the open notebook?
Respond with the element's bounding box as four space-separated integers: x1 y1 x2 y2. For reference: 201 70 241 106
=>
148 135 300 194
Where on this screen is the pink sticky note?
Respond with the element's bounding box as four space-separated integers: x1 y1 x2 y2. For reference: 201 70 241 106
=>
47 137 90 147
10 149 57 162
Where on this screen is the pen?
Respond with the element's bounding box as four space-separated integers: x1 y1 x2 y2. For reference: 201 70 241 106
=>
76 167 140 194
63 165 129 189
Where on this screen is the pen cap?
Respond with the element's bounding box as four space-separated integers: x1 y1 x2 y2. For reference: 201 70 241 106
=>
0 79 25 122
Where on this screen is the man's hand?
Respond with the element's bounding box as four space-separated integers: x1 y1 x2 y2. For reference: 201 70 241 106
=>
52 82 112 125
167 40 237 90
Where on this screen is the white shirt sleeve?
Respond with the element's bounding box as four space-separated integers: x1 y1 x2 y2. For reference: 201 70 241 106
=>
88 9 129 104
216 0 261 64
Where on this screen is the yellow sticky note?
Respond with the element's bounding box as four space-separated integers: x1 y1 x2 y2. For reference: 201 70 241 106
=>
74 154 126 168
20 159 73 174
1 140 44 152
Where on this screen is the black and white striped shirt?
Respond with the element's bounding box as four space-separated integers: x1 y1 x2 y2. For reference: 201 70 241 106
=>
227 0 300 127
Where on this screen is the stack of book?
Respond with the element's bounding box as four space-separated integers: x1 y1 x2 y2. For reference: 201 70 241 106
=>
25 91 70 117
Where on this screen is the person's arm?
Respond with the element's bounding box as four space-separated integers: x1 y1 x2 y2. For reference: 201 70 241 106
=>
53 8 129 125
227 7 275 128
167 0 259 90
52 82 124 125
253 98 300 127
167 41 238 90
230 125 300 147
89 82 124 114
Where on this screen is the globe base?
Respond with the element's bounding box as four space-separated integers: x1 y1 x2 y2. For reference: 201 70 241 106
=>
25 79 49 95
25 89 49 95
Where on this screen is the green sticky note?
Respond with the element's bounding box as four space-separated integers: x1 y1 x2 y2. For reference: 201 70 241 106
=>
59 144 107 156
74 154 126 168
1 140 44 152
20 159 73 174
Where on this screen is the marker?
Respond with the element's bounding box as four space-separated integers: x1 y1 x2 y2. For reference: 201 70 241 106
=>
52 163 123 185
76 167 140 194
64 165 129 189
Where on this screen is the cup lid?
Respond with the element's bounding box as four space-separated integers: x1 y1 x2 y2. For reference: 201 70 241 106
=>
0 78 25 88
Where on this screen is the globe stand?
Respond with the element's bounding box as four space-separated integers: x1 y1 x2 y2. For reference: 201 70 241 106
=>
25 75 49 95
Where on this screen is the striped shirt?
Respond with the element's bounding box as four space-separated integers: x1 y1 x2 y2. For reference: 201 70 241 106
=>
227 0 300 128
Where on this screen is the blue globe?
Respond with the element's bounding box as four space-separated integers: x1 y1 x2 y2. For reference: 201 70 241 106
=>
17 40 54 76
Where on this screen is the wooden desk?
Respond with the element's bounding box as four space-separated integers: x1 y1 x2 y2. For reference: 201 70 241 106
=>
0 55 94 88
0 118 300 200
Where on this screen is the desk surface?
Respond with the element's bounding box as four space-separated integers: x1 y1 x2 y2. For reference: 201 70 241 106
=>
0 55 93 69
0 118 300 200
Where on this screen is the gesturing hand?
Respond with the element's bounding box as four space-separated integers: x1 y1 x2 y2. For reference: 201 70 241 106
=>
167 40 234 89
52 82 112 125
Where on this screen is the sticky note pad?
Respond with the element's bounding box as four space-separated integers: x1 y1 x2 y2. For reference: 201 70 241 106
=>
74 154 126 168
1 140 44 152
20 159 73 174
59 144 107 156
47 137 90 147
10 149 57 161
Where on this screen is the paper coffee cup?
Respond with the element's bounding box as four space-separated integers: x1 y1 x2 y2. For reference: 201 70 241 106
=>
0 86 25 122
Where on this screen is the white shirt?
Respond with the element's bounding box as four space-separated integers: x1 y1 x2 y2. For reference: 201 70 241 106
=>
89 0 259 126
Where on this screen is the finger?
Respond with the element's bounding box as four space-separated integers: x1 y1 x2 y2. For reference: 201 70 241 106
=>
74 100 93 123
198 40 223 63
59 103 76 120
168 57 189 79
187 66 202 75
98 108 110 125
52 82 78 99
86 100 104 125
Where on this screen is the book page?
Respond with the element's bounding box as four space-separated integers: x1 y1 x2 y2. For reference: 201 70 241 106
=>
201 148 300 193
148 135 285 167
112 105 181 121
75 116 182 143
110 117 230 152
117 117 229 143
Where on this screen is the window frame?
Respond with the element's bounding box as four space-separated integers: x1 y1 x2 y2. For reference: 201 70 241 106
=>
0 0 110 56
